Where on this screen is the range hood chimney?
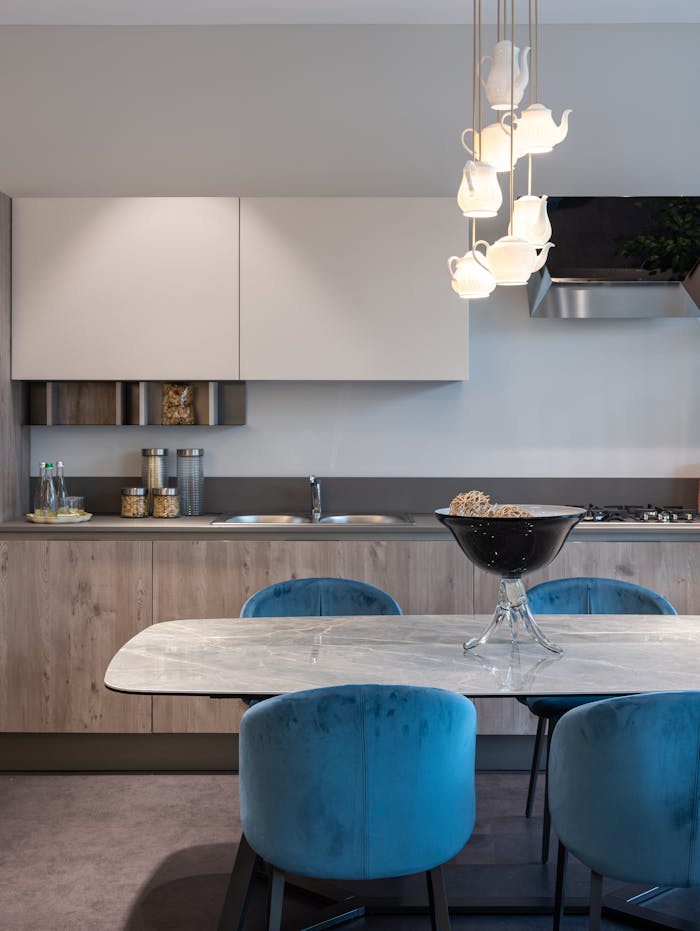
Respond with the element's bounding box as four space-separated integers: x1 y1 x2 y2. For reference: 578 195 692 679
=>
528 197 700 318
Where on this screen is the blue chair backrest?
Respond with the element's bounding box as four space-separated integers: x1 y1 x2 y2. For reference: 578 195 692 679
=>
549 691 700 887
527 577 676 615
240 576 402 618
240 683 476 880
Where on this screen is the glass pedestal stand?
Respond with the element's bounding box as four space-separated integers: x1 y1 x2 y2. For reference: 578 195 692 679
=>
435 505 585 656
463 577 562 653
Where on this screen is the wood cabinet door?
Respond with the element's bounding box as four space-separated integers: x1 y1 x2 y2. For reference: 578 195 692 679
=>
0 540 152 732
151 539 474 733
471 540 700 736
474 540 699 615
12 197 240 381
239 197 468 381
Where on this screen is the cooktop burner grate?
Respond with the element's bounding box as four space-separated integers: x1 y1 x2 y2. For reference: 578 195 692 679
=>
581 504 698 523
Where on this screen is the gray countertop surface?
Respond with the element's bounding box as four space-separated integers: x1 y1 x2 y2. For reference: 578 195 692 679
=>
3 513 700 541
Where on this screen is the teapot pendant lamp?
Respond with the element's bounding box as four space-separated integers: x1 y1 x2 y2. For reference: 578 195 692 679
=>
448 0 570 298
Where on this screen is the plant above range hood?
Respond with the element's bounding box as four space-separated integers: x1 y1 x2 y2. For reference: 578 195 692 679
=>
527 196 700 318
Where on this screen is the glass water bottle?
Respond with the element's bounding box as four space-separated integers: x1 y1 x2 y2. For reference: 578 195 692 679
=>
34 462 47 516
54 460 68 514
37 463 57 516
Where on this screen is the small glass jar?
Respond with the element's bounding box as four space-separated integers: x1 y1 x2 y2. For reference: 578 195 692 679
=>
121 486 148 519
152 487 180 519
141 448 168 514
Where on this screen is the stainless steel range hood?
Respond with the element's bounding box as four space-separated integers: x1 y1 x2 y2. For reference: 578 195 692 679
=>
528 197 700 318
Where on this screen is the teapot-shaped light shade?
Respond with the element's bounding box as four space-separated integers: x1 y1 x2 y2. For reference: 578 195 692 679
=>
448 243 497 299
457 161 503 218
462 123 518 174
510 195 552 248
482 40 530 111
486 235 554 286
513 103 572 155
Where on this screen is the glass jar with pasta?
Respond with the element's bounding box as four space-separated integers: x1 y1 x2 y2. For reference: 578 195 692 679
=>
161 384 195 425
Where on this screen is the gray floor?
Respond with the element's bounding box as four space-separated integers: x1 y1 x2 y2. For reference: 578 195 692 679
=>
0 771 666 930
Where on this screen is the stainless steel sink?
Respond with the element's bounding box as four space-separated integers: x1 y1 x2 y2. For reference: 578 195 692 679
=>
319 514 414 525
211 513 414 526
211 514 312 525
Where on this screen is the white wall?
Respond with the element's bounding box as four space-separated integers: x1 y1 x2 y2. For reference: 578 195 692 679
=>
3 24 699 478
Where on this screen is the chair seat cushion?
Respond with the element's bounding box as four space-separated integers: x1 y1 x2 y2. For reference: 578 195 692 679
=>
524 694 610 719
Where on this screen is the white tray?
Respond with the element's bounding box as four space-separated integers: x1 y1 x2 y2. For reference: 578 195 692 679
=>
26 512 93 524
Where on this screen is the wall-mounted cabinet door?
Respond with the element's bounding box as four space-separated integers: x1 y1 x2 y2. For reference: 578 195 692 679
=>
240 197 469 381
12 197 240 381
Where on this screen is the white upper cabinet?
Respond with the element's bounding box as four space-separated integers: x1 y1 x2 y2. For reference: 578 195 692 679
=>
12 197 240 381
239 198 469 381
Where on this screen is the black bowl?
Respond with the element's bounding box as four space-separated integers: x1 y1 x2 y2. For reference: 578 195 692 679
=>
435 505 585 578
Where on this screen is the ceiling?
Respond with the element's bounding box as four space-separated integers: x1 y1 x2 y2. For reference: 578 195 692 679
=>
0 0 697 26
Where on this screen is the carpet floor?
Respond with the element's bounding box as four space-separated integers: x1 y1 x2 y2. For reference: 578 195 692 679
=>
0 771 685 930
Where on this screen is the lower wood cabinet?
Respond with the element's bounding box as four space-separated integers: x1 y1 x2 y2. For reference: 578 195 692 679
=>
473 539 700 735
2 536 698 737
0 540 152 733
151 539 473 733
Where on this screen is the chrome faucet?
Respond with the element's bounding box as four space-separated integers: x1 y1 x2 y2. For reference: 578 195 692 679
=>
309 475 322 522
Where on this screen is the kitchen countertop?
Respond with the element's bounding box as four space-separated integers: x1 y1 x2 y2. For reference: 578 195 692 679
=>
3 513 700 541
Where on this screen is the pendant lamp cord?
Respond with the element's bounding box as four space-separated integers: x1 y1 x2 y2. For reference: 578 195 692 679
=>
527 0 533 195
478 0 482 156
509 0 514 232
472 0 478 161
469 0 477 251
534 0 539 103
528 0 532 106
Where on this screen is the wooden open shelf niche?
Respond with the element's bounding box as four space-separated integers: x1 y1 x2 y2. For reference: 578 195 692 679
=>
27 381 247 427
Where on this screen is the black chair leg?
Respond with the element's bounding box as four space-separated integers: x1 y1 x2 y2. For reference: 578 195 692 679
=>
267 867 285 931
553 841 568 931
218 833 260 931
589 870 603 931
541 719 553 863
526 716 547 817
426 864 451 931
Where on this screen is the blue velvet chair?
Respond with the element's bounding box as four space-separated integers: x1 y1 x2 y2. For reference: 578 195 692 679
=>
522 577 676 862
240 576 402 618
549 691 700 930
239 577 402 707
225 684 476 931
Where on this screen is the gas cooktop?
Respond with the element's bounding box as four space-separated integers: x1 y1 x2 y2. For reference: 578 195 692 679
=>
581 504 698 524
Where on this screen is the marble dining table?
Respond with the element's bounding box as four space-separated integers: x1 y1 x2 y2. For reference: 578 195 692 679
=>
105 613 700 931
105 612 700 699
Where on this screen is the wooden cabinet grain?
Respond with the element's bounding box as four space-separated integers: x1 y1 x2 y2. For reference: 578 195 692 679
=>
0 540 152 732
3 536 696 737
473 540 700 736
473 540 699 614
151 539 473 733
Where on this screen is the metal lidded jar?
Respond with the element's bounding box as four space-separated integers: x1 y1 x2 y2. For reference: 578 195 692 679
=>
141 448 168 514
152 487 180 519
176 448 204 516
121 486 148 519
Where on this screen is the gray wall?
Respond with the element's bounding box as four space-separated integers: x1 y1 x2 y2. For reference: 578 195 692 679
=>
1 24 698 479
